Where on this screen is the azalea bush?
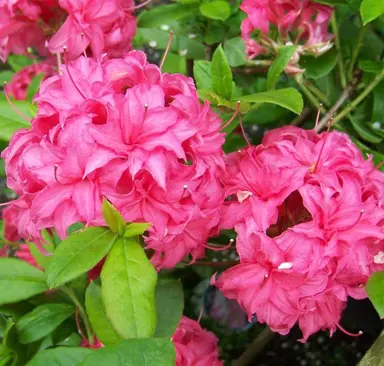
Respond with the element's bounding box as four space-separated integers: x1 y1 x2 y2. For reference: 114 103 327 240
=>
0 0 383 365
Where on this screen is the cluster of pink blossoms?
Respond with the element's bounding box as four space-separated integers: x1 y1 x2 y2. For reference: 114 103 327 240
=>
2 50 226 269
241 0 334 59
0 0 136 62
213 126 384 341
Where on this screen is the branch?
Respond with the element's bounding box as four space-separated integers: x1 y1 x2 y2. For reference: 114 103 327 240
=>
233 327 275 366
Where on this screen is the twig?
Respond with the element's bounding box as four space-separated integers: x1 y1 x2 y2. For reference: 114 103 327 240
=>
303 80 331 106
290 107 312 126
233 327 275 366
332 13 347 89
315 83 355 132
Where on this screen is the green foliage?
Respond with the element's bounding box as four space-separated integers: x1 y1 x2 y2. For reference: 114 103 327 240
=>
366 271 384 318
101 237 157 339
199 1 231 21
101 199 125 235
211 45 233 100
27 347 92 366
267 45 296 90
361 0 384 24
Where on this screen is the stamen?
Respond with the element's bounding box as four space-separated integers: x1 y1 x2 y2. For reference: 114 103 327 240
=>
314 103 322 130
221 101 241 130
63 47 86 100
201 238 235 251
54 164 61 184
143 104 148 120
277 262 293 270
375 160 384 170
197 304 204 323
327 117 334 133
264 273 269 278
3 83 31 122
160 30 174 70
125 0 152 11
0 200 15 207
239 114 252 147
337 323 363 337
180 184 188 200
56 53 62 75
338 209 364 231
80 33 87 58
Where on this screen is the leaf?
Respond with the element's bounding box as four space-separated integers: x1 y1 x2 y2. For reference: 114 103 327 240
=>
197 89 250 113
267 45 296 90
0 258 48 305
350 116 382 144
85 282 122 346
101 199 125 234
101 237 157 339
199 1 231 21
47 227 118 289
27 242 51 269
193 61 212 90
27 347 92 366
359 60 384 74
123 223 151 238
154 280 184 338
0 71 13 84
211 45 233 100
16 304 74 344
0 116 29 141
2 319 26 366
26 73 44 101
7 55 34 72
361 0 384 24
138 4 199 28
80 338 175 366
301 49 339 79
238 88 304 114
224 37 246 67
366 271 384 318
373 81 384 123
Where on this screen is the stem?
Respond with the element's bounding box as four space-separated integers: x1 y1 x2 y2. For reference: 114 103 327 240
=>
332 69 384 126
331 13 347 89
347 25 366 82
296 77 324 111
303 80 331 106
234 327 275 366
61 286 94 345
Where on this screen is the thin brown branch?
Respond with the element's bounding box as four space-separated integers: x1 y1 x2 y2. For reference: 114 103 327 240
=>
290 107 312 126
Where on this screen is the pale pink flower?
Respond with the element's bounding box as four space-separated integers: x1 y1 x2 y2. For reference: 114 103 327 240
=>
173 316 222 366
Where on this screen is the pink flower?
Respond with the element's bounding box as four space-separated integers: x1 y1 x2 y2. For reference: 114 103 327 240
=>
7 62 56 100
80 336 104 349
172 316 222 366
48 0 136 60
2 51 226 269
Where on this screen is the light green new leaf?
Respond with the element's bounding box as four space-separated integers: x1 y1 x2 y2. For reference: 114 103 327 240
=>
238 88 303 114
27 347 92 366
101 198 125 234
224 37 246 67
267 45 296 90
123 223 151 238
211 45 233 100
80 338 175 366
361 0 384 24
0 258 48 305
27 242 51 270
199 1 231 21
101 237 157 339
47 227 118 289
85 281 122 346
16 304 74 344
193 61 212 90
154 280 184 338
366 271 384 318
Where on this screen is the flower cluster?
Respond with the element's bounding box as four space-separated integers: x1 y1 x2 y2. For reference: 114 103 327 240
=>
213 126 384 341
241 0 334 59
0 0 136 62
172 316 222 366
7 62 56 100
2 50 226 269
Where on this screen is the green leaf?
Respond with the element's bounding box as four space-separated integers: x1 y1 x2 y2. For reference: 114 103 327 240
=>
193 61 212 90
373 81 384 123
102 199 125 234
154 280 184 338
366 271 384 318
123 223 151 238
267 45 296 90
199 1 231 21
224 37 246 67
16 304 74 344
238 88 304 114
350 116 382 144
27 347 92 366
162 53 187 75
7 55 34 72
197 89 250 113
85 282 122 346
80 338 175 366
0 71 13 84
301 49 339 79
27 242 51 270
0 258 48 305
211 45 233 100
101 237 157 339
361 0 384 24
138 4 199 28
47 227 118 289
26 73 44 101
2 319 26 366
359 60 384 74
0 116 29 141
